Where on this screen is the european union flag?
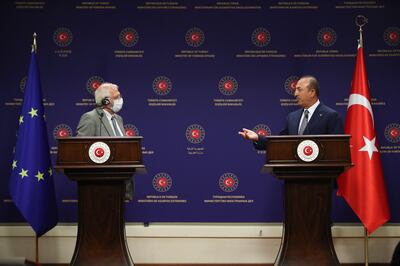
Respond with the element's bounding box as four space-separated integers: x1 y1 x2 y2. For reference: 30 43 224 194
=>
9 49 58 236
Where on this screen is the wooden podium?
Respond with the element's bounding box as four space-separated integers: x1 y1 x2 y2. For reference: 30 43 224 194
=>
262 135 352 266
56 137 145 266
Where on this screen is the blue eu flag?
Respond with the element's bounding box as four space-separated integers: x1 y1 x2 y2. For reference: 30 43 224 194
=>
9 50 58 236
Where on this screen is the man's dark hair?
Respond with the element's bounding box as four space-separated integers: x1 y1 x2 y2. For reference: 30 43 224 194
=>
300 75 320 97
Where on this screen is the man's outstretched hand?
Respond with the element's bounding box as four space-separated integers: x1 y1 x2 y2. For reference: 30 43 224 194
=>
238 128 259 141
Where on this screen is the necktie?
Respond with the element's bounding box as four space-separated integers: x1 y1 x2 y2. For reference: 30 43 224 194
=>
298 109 309 135
111 116 122 136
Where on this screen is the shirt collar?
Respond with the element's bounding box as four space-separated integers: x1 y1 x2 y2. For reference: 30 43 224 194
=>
305 99 320 117
103 109 114 120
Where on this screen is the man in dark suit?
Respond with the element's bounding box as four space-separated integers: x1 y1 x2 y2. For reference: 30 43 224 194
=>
76 82 134 200
239 75 343 149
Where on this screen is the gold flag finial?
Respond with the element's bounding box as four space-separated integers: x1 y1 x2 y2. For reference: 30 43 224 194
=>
355 15 368 48
32 32 37 53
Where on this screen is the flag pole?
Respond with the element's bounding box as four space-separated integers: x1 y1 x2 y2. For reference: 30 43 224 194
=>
35 235 39 265
355 16 369 266
32 32 40 266
364 227 369 266
34 32 39 266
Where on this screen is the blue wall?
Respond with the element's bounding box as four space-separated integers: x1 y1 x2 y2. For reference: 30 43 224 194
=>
1 0 399 223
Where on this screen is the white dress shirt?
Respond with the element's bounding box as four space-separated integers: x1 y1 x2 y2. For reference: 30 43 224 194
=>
298 100 320 133
104 110 124 136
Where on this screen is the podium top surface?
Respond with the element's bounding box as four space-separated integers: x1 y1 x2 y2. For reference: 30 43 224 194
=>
264 134 351 140
56 136 143 141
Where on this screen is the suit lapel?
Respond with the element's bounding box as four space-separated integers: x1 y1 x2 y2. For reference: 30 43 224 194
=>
115 115 125 136
305 103 323 134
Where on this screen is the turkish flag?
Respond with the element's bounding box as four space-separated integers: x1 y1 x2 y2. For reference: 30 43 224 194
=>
337 34 390 234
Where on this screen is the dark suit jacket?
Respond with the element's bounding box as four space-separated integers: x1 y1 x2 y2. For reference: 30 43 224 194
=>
254 103 344 150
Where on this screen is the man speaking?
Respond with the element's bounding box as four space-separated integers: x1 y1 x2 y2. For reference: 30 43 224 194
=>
76 82 133 200
239 75 344 148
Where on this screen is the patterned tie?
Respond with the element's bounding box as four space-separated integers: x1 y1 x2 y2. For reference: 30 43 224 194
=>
111 116 122 136
298 109 309 135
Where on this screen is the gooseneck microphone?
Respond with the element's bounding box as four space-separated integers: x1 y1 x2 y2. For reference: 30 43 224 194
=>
99 112 104 136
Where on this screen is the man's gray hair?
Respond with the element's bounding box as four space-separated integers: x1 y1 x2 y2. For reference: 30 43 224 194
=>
95 83 119 106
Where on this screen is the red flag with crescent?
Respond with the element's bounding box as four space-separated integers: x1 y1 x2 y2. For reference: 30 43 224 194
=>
337 30 390 234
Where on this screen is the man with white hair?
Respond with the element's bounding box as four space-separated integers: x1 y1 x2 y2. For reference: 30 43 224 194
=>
76 82 133 200
77 82 125 137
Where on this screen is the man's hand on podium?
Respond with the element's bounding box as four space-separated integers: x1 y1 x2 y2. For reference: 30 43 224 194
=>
238 128 259 141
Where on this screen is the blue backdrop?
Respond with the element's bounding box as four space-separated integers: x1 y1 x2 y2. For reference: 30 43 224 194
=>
1 0 399 224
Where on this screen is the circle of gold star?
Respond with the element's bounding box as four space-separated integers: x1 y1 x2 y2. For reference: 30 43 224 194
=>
12 160 17 170
19 168 28 178
28 108 38 118
35 171 44 181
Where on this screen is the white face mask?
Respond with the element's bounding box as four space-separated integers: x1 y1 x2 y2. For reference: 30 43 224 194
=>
112 97 123 113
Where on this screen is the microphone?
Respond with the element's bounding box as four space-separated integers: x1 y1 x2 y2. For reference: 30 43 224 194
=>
99 112 104 136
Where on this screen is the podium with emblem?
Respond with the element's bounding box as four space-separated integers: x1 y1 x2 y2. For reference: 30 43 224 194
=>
262 135 352 266
56 136 144 266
